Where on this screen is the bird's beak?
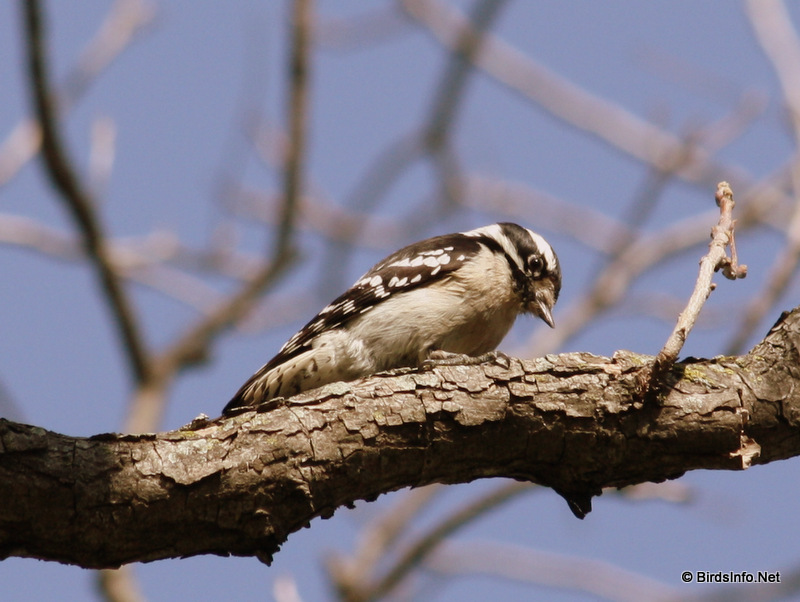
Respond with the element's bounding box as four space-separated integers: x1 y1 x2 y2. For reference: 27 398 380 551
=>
536 299 555 328
530 286 556 328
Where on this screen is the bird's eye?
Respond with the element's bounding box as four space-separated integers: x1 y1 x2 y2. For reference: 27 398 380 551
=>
528 255 544 274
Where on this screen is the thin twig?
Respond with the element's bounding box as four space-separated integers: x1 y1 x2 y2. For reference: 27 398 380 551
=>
524 165 785 359
276 0 311 258
412 0 508 213
651 182 747 379
22 0 150 383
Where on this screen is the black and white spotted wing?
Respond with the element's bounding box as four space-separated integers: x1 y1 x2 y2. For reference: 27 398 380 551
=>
249 232 488 376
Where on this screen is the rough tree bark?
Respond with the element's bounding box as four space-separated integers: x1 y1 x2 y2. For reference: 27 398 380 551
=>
1 305 799 569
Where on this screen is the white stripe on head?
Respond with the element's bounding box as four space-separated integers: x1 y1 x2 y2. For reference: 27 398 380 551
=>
462 223 521 264
525 229 558 272
463 223 557 272
462 223 501 238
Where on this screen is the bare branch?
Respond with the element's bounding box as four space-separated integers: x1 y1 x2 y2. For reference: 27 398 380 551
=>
88 115 116 197
4 303 800 567
652 182 746 378
276 0 312 258
18 4 158 601
22 0 150 383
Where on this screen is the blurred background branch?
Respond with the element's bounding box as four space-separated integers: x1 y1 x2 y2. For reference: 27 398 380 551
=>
22 0 150 384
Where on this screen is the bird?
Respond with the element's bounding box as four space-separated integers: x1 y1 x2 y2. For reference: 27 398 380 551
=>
223 222 561 414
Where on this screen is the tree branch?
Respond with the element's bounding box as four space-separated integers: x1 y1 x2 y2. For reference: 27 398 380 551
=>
276 0 311 258
3 304 800 568
651 182 747 378
21 0 150 383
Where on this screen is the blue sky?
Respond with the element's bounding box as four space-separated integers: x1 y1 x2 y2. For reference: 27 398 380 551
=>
2 1 800 601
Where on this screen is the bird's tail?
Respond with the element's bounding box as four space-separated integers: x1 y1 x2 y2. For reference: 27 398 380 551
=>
222 346 344 414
